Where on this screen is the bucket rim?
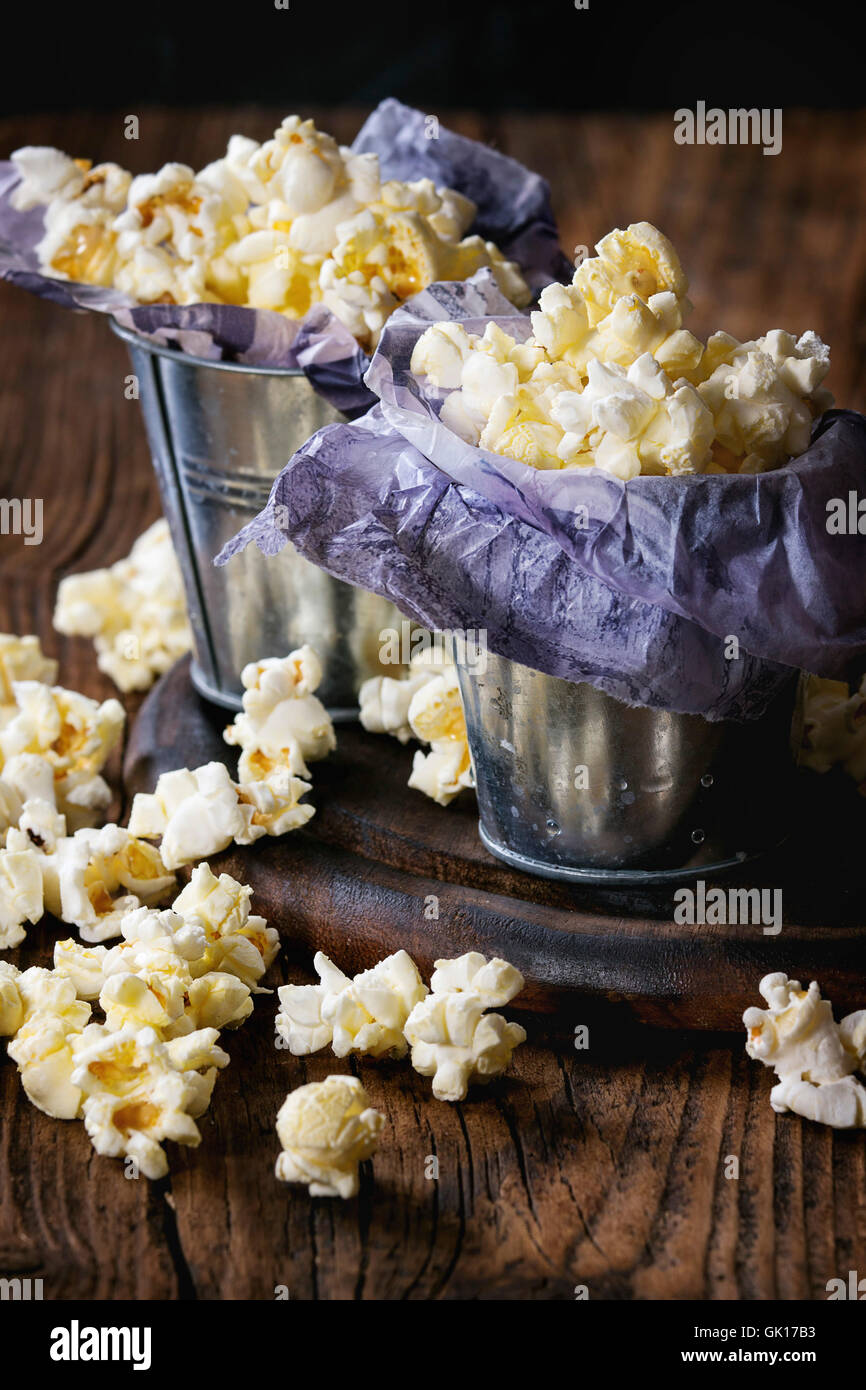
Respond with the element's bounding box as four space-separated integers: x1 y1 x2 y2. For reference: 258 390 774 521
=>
110 317 307 378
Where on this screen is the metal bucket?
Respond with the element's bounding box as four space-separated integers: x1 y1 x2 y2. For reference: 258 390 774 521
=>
454 651 799 885
113 321 407 715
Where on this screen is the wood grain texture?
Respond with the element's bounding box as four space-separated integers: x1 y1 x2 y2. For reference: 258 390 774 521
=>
1 107 866 1301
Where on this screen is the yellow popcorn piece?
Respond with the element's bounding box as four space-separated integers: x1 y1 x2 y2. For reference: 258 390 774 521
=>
0 844 44 949
4 966 92 1119
53 520 191 694
0 634 58 712
70 1023 228 1179
405 666 474 806
276 948 428 1059
40 823 176 943
799 675 866 791
275 1075 385 1198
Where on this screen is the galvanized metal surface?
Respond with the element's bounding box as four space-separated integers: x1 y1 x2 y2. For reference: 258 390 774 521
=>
113 322 407 714
456 651 799 885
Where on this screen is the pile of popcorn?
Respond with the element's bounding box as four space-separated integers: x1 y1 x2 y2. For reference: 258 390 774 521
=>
275 948 526 1196
744 973 866 1129
11 117 531 350
358 642 473 806
411 221 833 479
53 520 191 694
0 863 278 1178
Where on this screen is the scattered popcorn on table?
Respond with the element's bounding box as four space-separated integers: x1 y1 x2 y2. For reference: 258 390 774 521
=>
0 635 57 718
172 863 279 989
359 644 451 745
128 759 314 870
276 948 427 1058
744 973 866 1128
53 520 191 694
0 844 45 948
799 674 866 793
224 645 335 786
2 966 92 1118
70 1023 228 1179
12 115 531 350
275 1075 385 1198
411 221 832 480
403 951 526 1102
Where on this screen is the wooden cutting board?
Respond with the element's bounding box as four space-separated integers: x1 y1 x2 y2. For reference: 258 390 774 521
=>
124 657 866 1030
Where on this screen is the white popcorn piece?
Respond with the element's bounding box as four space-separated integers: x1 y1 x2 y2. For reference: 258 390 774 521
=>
128 759 314 870
358 644 453 744
52 938 110 1000
40 823 176 942
0 680 124 830
224 646 335 784
276 948 428 1059
275 1075 385 1198
406 665 474 806
71 1023 228 1179
4 966 92 1119
404 950 526 1102
0 844 44 948
172 863 279 989
53 520 191 693
0 961 25 1035
11 147 130 286
0 634 58 712
743 973 866 1129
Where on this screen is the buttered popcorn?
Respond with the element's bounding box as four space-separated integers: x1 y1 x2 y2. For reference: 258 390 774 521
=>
0 635 57 719
13 116 530 349
411 222 832 479
172 863 279 989
38 823 176 943
275 1075 385 1199
224 645 336 786
276 948 428 1058
53 520 191 694
744 973 866 1129
798 675 866 793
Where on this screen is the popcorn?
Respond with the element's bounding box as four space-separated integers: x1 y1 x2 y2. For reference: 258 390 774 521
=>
406 664 474 805
0 844 44 948
274 1075 385 1198
0 680 124 830
0 634 57 713
743 973 866 1129
53 520 191 693
14 117 531 347
39 823 176 942
224 646 335 785
799 675 866 791
172 863 279 989
412 221 831 480
70 1023 228 1178
0 961 25 1035
128 759 314 871
276 948 427 1058
4 966 92 1118
403 951 526 1101
358 646 450 744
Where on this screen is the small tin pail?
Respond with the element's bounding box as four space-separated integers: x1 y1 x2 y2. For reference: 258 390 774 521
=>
454 650 799 885
113 321 407 715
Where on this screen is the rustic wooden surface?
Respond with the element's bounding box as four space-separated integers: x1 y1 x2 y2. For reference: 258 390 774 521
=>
1 107 866 1301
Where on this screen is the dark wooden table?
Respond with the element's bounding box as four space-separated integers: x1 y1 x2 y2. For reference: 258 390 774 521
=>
1 107 865 1302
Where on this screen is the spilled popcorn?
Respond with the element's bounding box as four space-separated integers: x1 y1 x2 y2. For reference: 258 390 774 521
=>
53 520 191 693
224 645 336 786
12 116 531 350
411 221 832 479
276 947 526 1118
744 973 866 1128
358 644 474 806
275 1075 385 1199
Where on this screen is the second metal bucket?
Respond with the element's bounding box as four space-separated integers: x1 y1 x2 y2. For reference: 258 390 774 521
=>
113 321 407 715
455 651 799 885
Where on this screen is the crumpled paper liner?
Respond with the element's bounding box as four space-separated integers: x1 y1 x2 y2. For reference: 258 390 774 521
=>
218 276 866 722
0 99 570 416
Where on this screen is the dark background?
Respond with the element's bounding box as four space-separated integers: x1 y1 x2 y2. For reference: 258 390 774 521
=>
3 0 864 117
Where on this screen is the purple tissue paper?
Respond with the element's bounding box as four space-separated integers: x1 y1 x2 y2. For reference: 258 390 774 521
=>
0 100 570 416
218 276 866 722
